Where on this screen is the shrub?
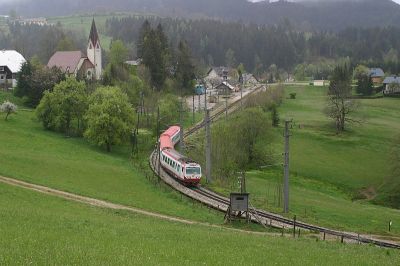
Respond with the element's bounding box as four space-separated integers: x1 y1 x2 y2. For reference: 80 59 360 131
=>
0 101 17 120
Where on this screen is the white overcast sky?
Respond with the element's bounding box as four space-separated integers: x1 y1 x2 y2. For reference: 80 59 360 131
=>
0 0 399 6
249 0 400 4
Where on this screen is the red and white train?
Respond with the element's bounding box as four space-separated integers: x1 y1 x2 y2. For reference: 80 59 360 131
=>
159 126 202 185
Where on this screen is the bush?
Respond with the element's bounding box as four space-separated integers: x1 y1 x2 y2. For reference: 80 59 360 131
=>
0 101 17 120
84 86 135 152
36 77 88 136
289 92 297 99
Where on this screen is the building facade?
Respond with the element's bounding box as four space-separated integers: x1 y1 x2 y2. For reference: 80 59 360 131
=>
0 50 26 89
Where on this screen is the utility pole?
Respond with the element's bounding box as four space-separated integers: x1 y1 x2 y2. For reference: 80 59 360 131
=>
179 93 185 152
157 106 161 180
225 96 228 120
204 81 208 112
192 94 195 124
198 94 201 112
240 171 246 193
283 119 292 213
205 109 212 183
240 85 243 109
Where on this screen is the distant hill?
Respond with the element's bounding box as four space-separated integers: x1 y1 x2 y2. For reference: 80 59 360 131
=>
2 0 400 30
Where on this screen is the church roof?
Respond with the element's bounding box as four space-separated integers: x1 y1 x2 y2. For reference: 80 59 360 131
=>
89 19 99 45
0 50 26 73
47 51 84 73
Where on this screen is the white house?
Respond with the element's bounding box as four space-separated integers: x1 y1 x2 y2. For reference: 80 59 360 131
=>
383 76 400 95
0 50 26 88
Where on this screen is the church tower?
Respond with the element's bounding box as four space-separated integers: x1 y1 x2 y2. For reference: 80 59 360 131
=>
87 19 102 80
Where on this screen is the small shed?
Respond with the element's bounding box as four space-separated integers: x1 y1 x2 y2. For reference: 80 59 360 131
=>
216 81 236 95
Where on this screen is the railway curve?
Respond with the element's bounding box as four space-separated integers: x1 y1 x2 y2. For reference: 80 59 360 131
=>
149 84 400 249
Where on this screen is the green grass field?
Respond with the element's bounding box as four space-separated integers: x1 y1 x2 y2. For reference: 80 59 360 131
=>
258 85 400 235
1 182 398 265
280 85 400 191
0 91 222 224
206 85 400 237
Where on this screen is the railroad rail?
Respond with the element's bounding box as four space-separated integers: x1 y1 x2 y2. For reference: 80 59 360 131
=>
149 84 400 249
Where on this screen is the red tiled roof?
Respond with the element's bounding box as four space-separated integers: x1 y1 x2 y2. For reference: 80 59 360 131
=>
47 51 84 73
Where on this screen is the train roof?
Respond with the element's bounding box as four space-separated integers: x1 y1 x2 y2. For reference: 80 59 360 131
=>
159 135 173 150
162 126 180 138
163 148 199 164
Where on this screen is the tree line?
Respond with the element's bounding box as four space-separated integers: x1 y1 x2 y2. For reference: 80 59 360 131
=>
106 16 400 77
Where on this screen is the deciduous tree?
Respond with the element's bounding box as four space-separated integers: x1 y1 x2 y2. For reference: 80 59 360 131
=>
84 86 135 152
325 63 358 133
36 77 88 135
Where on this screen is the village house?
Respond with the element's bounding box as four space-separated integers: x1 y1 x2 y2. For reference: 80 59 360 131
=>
0 50 26 89
47 19 102 80
242 73 259 86
15 17 49 26
205 67 233 88
369 68 385 84
383 76 400 95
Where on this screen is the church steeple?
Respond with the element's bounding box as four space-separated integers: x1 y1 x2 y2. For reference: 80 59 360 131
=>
87 18 102 80
89 18 99 46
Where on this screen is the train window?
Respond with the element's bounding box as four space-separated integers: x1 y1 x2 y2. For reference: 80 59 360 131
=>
186 167 201 175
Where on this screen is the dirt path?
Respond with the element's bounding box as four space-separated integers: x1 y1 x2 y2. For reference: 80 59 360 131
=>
0 175 279 237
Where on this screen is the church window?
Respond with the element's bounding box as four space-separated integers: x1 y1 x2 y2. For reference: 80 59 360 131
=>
89 43 92 49
96 43 100 49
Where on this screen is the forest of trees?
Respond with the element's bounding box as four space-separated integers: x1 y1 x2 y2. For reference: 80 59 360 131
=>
3 0 400 31
1 15 400 80
106 16 400 76
0 22 86 64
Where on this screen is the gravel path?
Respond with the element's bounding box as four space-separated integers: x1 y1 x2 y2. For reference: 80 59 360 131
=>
0 175 278 237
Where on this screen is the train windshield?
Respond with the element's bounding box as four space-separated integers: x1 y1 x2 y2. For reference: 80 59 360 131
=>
186 167 201 175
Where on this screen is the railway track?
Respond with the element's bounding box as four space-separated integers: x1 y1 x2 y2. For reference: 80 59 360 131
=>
184 85 265 138
149 84 400 249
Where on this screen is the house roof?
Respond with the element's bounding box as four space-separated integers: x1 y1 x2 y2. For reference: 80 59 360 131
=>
47 51 84 73
0 50 26 73
89 19 99 45
369 68 384 78
208 66 231 77
383 76 400 84
242 73 258 82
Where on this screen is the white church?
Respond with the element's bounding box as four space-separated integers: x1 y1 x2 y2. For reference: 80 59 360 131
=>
47 19 102 80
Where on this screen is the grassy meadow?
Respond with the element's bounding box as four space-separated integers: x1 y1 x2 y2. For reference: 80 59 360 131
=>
0 91 222 224
1 182 399 265
220 85 400 236
280 85 400 190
